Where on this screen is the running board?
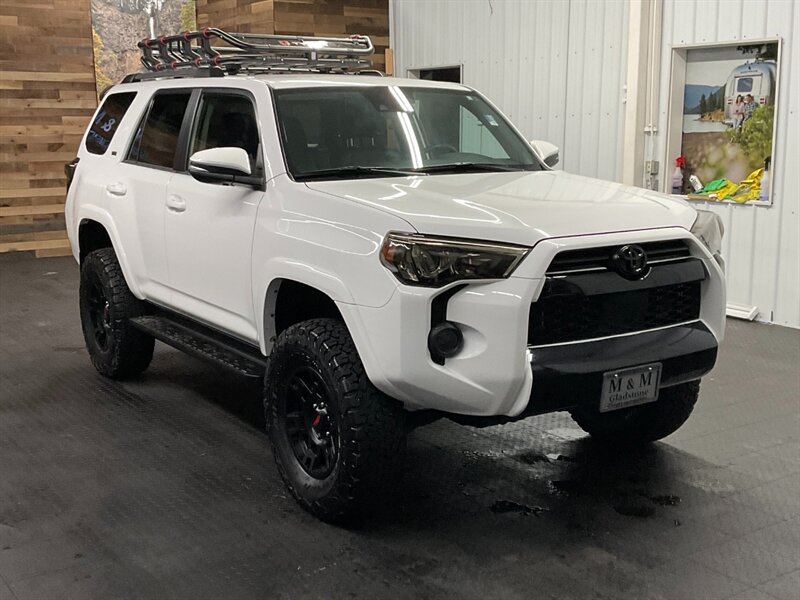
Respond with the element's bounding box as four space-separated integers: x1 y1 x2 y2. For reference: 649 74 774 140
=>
130 314 267 378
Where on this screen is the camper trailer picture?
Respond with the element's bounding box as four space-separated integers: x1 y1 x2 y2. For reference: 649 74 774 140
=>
724 59 777 124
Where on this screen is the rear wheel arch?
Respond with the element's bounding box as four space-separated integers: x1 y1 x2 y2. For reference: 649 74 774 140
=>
78 219 113 263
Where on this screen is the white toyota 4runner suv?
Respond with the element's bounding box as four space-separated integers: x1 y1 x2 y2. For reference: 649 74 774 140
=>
65 31 725 522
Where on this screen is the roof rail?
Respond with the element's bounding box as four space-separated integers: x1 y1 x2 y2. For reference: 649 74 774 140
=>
133 28 374 78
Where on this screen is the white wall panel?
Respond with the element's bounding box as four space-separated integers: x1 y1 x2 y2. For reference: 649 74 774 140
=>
654 0 799 327
392 0 629 181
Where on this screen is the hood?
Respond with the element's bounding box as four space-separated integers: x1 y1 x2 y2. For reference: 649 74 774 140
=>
306 170 697 246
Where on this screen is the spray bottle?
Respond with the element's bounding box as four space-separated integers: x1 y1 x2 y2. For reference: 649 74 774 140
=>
672 156 685 194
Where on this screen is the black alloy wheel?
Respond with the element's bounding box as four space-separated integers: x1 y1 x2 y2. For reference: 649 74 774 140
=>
85 272 113 352
282 363 339 479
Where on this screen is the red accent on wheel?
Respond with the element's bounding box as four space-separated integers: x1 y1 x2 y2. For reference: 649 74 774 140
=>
183 31 191 41
312 415 321 427
202 27 211 38
170 61 178 69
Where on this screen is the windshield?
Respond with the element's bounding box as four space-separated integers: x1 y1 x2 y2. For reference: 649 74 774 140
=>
273 85 543 180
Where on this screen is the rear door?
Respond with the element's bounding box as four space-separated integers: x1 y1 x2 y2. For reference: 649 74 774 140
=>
118 89 194 302
163 88 265 342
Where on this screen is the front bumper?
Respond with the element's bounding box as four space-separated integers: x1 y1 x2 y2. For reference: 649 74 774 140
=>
523 321 717 416
341 228 725 418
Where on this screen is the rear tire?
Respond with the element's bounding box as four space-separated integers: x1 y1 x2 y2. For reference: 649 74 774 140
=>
569 380 700 445
79 248 154 379
264 318 407 523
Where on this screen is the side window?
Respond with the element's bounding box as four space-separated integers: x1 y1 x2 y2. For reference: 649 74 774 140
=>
189 93 260 172
128 91 192 169
85 92 137 155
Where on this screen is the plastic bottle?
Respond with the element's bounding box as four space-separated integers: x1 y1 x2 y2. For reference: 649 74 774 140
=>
689 174 703 193
672 156 686 194
759 156 771 202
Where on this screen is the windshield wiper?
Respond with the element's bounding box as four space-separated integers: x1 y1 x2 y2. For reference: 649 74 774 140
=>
412 162 529 174
294 166 422 181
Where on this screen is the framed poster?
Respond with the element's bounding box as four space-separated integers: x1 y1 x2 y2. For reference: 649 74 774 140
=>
665 39 781 205
91 0 197 98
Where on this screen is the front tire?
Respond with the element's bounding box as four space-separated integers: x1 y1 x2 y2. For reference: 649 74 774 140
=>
569 380 700 445
79 248 154 379
264 318 407 523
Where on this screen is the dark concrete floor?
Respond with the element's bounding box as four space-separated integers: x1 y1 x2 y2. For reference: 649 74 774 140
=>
0 253 798 600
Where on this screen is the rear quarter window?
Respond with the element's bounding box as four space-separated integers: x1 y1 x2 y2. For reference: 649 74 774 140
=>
85 92 137 155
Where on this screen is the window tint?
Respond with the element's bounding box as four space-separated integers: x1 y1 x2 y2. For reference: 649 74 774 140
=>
128 92 191 169
737 77 753 93
85 92 137 155
189 93 260 171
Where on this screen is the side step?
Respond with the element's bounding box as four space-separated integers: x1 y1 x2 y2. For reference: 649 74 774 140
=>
130 313 267 378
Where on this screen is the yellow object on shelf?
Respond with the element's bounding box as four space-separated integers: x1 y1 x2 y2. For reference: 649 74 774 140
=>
729 168 764 203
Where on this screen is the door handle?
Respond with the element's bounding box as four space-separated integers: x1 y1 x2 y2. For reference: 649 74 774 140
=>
106 182 127 196
166 194 186 212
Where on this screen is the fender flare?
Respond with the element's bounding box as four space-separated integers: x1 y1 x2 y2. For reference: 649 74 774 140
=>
257 259 357 355
76 206 145 299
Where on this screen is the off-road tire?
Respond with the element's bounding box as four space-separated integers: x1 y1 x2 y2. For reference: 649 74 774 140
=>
79 248 154 379
569 380 700 445
264 318 407 523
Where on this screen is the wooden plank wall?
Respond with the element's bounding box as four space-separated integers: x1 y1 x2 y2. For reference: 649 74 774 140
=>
198 0 389 70
0 0 388 258
0 0 96 257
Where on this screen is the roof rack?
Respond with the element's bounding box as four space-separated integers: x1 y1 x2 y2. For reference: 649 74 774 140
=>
131 27 374 78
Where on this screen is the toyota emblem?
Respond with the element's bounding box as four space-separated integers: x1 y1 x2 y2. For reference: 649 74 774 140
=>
612 244 649 280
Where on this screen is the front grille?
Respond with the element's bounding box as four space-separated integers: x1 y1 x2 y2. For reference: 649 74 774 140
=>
547 239 691 275
528 280 701 346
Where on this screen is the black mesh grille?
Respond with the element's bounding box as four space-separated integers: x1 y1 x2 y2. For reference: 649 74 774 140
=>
547 239 691 275
528 280 702 346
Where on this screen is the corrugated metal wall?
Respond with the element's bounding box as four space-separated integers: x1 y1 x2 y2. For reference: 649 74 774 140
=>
654 0 799 327
391 0 630 182
392 0 799 328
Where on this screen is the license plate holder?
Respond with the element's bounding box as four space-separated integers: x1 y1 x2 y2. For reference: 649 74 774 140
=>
599 363 662 413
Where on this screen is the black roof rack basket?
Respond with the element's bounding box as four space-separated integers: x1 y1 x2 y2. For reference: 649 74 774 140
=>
130 28 374 79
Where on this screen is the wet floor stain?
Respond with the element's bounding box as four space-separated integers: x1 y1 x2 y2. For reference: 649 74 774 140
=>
614 503 656 518
648 494 681 506
549 479 583 495
545 453 576 463
491 500 548 516
515 451 550 465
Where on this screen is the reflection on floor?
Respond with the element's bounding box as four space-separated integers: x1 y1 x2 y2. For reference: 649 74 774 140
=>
1 254 798 600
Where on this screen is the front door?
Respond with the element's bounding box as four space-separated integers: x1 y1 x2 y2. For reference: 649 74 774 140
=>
164 89 265 342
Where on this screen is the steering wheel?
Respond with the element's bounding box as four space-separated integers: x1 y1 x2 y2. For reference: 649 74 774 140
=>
424 144 458 159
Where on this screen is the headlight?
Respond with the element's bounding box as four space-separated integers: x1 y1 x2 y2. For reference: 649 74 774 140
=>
380 232 529 287
691 209 724 256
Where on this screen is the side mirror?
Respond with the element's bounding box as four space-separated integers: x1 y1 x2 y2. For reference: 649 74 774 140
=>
529 139 559 168
188 147 262 188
